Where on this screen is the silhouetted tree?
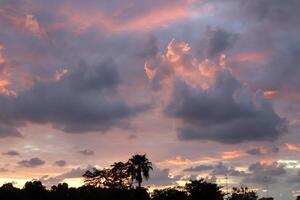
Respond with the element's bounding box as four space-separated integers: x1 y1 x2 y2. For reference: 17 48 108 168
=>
23 180 46 199
0 155 263 200
184 179 224 200
127 154 153 188
228 187 258 200
51 183 69 199
0 183 20 200
111 161 132 188
83 167 113 188
152 187 188 200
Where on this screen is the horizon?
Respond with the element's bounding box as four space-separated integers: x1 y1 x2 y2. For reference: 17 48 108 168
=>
0 0 300 199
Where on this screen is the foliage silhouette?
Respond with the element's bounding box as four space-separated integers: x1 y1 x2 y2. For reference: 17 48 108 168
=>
0 154 266 200
185 179 224 200
83 154 152 189
127 154 153 188
152 187 187 200
228 187 258 200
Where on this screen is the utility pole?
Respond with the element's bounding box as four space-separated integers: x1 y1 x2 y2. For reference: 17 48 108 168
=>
225 174 229 195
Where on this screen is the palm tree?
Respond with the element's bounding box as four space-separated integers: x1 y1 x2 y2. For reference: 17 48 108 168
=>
127 154 153 188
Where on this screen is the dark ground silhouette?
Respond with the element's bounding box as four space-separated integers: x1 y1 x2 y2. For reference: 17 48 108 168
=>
0 154 266 200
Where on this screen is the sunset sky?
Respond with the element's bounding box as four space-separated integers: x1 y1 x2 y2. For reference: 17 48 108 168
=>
0 0 300 199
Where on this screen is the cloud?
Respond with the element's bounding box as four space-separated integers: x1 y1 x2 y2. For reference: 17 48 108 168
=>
79 149 94 156
206 28 237 58
0 7 47 39
0 58 148 135
211 162 247 177
18 157 45 168
246 147 279 156
145 39 287 143
167 74 286 144
244 162 286 184
54 160 67 167
60 0 193 33
256 44 300 91
0 168 9 172
287 170 300 183
184 164 214 172
285 143 300 151
40 166 91 186
2 150 20 156
146 165 181 186
0 124 22 138
241 0 300 25
183 162 247 177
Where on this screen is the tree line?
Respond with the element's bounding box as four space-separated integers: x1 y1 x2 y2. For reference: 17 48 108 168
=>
0 154 264 200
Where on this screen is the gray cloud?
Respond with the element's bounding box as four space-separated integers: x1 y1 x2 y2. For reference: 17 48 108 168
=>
79 149 94 156
244 162 286 184
0 124 22 138
241 0 300 25
211 162 247 177
2 150 20 156
206 28 237 58
184 162 247 177
165 70 287 144
18 157 45 168
54 160 67 167
184 164 214 172
287 170 300 183
0 58 148 136
246 147 279 156
40 166 91 186
256 44 300 91
146 165 181 186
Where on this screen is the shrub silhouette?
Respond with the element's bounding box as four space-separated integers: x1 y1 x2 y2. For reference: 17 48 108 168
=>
152 187 187 200
185 179 224 200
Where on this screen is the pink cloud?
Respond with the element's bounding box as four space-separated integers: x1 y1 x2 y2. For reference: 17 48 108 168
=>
60 1 194 33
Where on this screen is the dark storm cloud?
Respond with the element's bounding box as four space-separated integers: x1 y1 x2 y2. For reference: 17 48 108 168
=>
79 149 94 156
2 150 20 156
54 160 67 167
165 70 287 144
184 164 214 172
243 162 286 184
206 28 237 58
0 59 148 135
18 157 45 168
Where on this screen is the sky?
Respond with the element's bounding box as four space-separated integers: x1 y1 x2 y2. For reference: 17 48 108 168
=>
0 0 300 199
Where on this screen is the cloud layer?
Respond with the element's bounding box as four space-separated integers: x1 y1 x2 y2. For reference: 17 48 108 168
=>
146 39 287 144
